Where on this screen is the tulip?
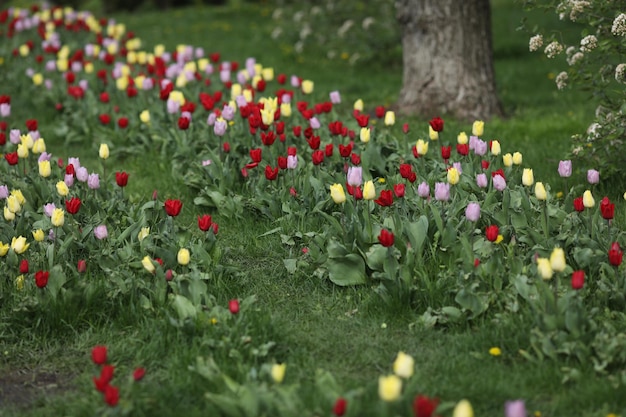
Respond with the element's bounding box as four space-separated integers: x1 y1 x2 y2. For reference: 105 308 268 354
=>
493 174 507 191
558 160 572 177
512 152 523 165
447 167 460 185
140 110 150 124
38 160 51 177
32 229 44 242
363 181 376 200
347 166 363 187
608 242 623 266
485 225 499 242
522 168 534 186
229 299 240 314
476 173 488 188
99 143 109 159
0 242 8 256
333 397 347 417
177 248 190 265
142 256 156 273
94 225 108 240
138 227 150 241
330 184 346 204
537 257 553 280
535 182 547 200
573 197 584 212
77 259 87 273
10 236 30 254
417 182 430 198
429 116 444 132
378 229 395 247
472 120 484 136
271 363 286 383
587 169 599 184
51 208 65 227
571 270 584 290
384 111 395 126
6 195 21 213
17 143 28 158
502 153 513 167
353 99 364 111
600 197 615 220
465 202 481 222
457 131 468 144
428 125 438 140
504 400 526 417
88 173 100 190
4 207 15 221
582 190 595 208
392 351 414 378
434 182 450 201
287 155 298 169
415 139 429 156
490 140 501 155
378 375 402 402
550 247 566 272
56 181 69 197
360 127 370 143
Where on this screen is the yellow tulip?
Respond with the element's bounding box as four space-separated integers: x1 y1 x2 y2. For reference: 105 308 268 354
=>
363 180 376 200
140 110 150 124
330 184 346 204
360 127 370 143
142 256 155 273
32 73 43 86
502 153 513 167
457 131 468 144
447 167 460 185
271 363 286 383
32 229 44 242
4 207 15 221
491 140 501 155
453 399 474 417
428 125 438 140
99 143 110 159
392 351 414 378
177 248 190 266
262 67 274 81
416 139 429 156
0 242 9 256
260 108 275 126
56 181 69 197
280 102 292 117
19 44 29 57
512 152 523 165
537 257 553 280
522 168 534 186
301 80 314 94
378 375 402 402
138 227 150 241
583 190 595 208
10 236 30 254
115 76 128 91
384 111 395 126
535 182 547 200
353 99 364 112
32 138 46 154
550 247 566 272
6 195 21 213
15 275 24 290
472 120 484 136
17 143 29 158
51 208 65 227
21 134 34 148
230 83 242 100
11 190 25 205
39 160 51 178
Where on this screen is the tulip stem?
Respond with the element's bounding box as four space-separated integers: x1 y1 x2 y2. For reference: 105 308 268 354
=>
366 201 373 243
542 202 549 240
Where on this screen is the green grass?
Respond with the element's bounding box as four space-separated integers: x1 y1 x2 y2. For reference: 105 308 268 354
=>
1 1 625 417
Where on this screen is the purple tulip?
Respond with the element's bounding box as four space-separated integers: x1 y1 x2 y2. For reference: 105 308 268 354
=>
504 400 526 417
64 174 74 187
329 90 341 104
476 173 488 188
287 155 298 170
166 99 180 114
474 139 488 156
465 202 481 222
417 181 430 198
214 119 227 136
44 203 56 217
206 112 217 126
76 167 89 182
347 166 363 186
221 105 235 120
88 173 100 190
38 152 52 162
493 174 507 191
67 157 81 170
309 117 321 129
558 160 572 177
0 103 10 118
587 169 599 184
10 129 21 145
434 182 450 201
0 185 8 199
453 161 463 175
94 225 108 240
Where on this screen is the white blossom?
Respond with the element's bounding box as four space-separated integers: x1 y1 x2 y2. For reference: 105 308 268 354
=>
612 13 626 36
556 71 568 90
529 34 543 52
544 41 564 58
615 63 626 83
580 35 597 52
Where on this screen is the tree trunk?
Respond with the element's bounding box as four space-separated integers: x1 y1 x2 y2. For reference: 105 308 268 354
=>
395 0 503 121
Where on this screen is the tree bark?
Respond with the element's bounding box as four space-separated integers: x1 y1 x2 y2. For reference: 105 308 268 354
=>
395 0 503 121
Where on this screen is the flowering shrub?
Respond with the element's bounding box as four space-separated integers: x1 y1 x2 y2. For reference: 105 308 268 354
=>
524 0 626 183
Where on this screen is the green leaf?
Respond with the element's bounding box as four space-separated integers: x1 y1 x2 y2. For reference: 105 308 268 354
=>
47 265 67 301
405 216 428 254
283 258 297 274
170 294 197 320
455 288 488 317
327 254 367 286
365 244 387 271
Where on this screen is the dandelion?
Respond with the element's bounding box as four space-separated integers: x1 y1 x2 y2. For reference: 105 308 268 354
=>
489 347 502 356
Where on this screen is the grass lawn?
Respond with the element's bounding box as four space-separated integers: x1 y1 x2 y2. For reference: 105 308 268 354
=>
1 1 624 417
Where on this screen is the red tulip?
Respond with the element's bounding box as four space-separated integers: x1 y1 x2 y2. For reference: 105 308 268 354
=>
375 190 394 207
456 143 469 156
485 225 499 242
600 197 615 220
99 92 109 103
250 148 262 163
99 114 111 125
491 168 506 180
115 171 129 187
222 142 231 153
573 197 584 212
608 242 623 266
394 183 406 198
277 156 287 169
133 367 146 381
4 152 18 165
178 116 190 130
117 117 128 128
65 197 82 214
34 270 49 288
571 270 585 290
413 394 439 417
333 397 347 416
441 145 451 160
19 259 29 274
264 165 279 180
350 153 361 165
312 150 324 165
339 143 353 158
429 116 444 132
375 105 385 118
25 119 38 131
104 385 119 406
325 143 334 157
92 345 107 365
399 163 413 179
198 214 212 231
481 160 490 170
77 259 87 273
66 164 75 176
378 229 395 247
229 299 240 314
164 199 183 217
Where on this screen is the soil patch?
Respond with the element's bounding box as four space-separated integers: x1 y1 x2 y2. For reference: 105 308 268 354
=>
0 368 74 411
